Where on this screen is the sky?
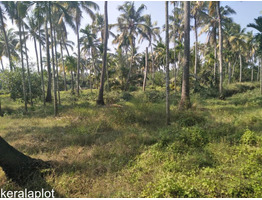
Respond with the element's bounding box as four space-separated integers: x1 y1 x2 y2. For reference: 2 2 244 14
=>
2 1 262 70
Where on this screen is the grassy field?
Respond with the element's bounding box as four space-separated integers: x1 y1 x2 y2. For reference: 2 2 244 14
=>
1 82 262 197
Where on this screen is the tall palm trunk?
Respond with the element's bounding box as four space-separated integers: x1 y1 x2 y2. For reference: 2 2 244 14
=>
228 61 231 84
125 42 134 91
260 58 262 95
45 4 52 103
217 2 223 97
0 59 3 71
194 15 198 77
0 7 12 71
257 62 260 82
33 36 40 74
165 2 170 125
18 16 27 112
179 1 191 110
239 54 242 82
76 21 80 96
54 28 61 105
143 47 148 92
60 41 67 91
151 45 155 83
38 4 45 107
213 31 217 83
22 25 33 106
97 1 108 105
49 2 58 116
173 7 177 92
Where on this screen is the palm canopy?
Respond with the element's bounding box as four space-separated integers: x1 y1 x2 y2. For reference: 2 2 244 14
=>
248 17 262 52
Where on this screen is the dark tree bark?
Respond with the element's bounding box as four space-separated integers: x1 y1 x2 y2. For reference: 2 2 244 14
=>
179 1 191 110
97 1 108 105
0 137 49 184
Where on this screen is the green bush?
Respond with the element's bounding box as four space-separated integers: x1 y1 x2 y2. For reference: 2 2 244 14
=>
241 128 257 146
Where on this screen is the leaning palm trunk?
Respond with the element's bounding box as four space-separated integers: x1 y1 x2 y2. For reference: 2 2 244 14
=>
143 47 148 92
49 2 58 116
179 1 191 110
0 137 49 184
18 17 27 112
217 2 223 97
0 7 12 71
165 2 170 125
97 1 108 105
23 25 33 106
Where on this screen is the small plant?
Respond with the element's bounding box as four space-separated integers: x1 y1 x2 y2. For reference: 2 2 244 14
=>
241 128 257 146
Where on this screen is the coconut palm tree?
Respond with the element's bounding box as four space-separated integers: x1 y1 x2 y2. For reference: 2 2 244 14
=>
66 1 99 96
97 1 108 105
179 1 191 109
114 2 149 90
247 16 262 94
165 1 170 125
0 5 13 71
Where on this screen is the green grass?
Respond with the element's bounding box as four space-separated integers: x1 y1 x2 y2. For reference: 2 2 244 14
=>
1 82 262 197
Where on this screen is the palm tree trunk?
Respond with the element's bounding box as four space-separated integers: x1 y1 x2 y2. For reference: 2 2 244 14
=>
173 14 177 92
165 2 170 124
228 61 231 84
125 43 134 91
179 1 191 110
213 33 217 84
0 7 12 71
76 22 80 96
1 59 4 71
60 41 67 91
0 136 48 184
22 24 33 107
151 44 155 84
33 36 40 74
260 58 262 95
38 4 45 107
194 16 198 77
71 71 74 94
18 17 27 112
143 47 148 92
217 2 223 97
97 1 108 105
45 3 52 103
53 28 61 105
49 2 58 116
239 54 242 82
257 63 260 82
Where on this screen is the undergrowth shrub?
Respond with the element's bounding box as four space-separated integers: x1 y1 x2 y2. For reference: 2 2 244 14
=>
241 128 258 146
